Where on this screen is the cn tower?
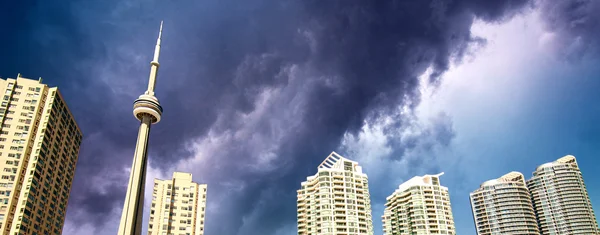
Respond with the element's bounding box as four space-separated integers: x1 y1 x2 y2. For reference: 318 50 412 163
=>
118 22 164 235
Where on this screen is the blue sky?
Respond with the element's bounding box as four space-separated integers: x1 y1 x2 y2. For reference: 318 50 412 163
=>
347 11 600 234
1 0 600 235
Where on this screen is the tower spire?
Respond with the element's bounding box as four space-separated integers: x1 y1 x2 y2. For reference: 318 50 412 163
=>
118 21 164 235
153 21 163 63
147 21 163 95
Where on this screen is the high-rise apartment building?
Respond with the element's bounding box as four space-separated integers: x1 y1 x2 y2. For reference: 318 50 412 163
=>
0 76 82 235
297 152 374 235
147 172 207 235
469 171 540 235
527 155 599 235
382 173 455 235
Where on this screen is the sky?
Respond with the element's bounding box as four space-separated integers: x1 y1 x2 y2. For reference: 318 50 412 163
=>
1 0 600 234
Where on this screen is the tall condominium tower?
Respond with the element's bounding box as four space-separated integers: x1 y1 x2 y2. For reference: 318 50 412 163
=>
0 76 82 235
527 155 599 235
469 171 540 235
147 172 207 235
297 152 374 235
382 173 455 235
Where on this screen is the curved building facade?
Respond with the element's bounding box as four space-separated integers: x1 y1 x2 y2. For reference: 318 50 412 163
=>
527 155 600 235
469 172 539 235
297 152 374 235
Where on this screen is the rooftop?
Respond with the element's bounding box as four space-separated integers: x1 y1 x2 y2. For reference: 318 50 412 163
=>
480 171 525 187
536 155 577 171
389 173 445 199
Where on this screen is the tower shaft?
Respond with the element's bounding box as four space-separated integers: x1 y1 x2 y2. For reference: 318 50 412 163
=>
118 22 164 235
118 116 152 234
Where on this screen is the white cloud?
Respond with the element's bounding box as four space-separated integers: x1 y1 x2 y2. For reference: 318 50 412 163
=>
341 122 392 166
338 9 560 235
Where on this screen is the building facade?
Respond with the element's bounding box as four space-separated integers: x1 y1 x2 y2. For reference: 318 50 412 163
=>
527 155 599 235
0 76 83 235
297 152 374 235
382 173 455 235
147 172 207 235
470 171 540 235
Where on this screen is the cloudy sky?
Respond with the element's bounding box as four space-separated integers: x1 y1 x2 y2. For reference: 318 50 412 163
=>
1 0 600 234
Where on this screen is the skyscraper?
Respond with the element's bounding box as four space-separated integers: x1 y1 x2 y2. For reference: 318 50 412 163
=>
118 22 165 235
297 152 374 235
147 172 207 235
382 173 455 235
0 75 82 235
527 155 599 235
469 171 540 235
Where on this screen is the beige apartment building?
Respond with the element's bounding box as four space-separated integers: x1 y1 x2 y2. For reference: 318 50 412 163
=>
469 171 540 235
297 152 374 235
147 172 207 235
527 155 599 235
382 173 455 235
0 75 82 235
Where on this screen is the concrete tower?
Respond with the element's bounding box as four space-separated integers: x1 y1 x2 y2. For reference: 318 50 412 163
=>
118 22 165 235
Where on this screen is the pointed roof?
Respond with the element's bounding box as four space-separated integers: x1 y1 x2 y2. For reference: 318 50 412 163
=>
318 151 353 169
299 151 366 187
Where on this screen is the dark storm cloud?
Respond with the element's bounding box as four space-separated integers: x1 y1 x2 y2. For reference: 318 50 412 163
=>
537 0 600 59
0 0 537 234
161 1 531 234
0 0 161 229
